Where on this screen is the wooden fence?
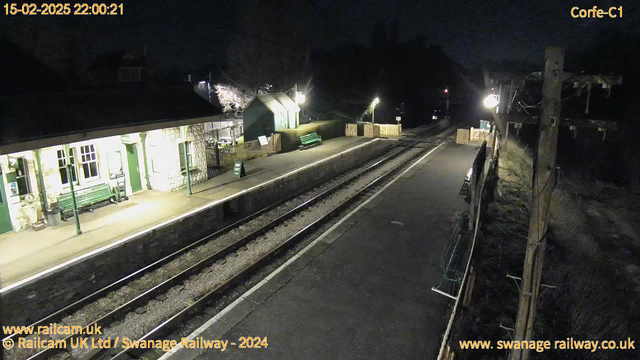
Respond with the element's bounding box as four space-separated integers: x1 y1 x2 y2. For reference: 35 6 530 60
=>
470 127 494 144
456 127 495 145
456 129 470 144
205 133 281 170
378 124 402 136
345 123 357 137
363 123 401 138
438 127 500 360
364 123 379 138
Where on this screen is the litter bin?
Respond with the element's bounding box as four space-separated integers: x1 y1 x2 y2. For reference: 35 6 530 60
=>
46 209 61 227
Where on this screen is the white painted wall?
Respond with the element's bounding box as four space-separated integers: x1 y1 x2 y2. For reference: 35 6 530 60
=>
145 124 207 192
0 152 42 231
0 123 208 232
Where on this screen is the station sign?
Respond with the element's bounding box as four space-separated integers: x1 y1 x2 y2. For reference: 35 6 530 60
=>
234 160 246 178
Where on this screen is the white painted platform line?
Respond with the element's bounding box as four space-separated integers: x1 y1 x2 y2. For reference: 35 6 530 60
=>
0 139 380 294
159 141 447 359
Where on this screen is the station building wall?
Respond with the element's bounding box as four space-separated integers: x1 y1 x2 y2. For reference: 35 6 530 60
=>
0 151 43 232
0 123 208 233
144 124 207 192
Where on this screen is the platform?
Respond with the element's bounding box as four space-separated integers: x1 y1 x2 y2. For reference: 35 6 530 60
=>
164 143 478 360
0 136 377 289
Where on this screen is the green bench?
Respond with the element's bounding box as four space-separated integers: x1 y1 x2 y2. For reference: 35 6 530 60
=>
299 132 322 149
57 183 115 220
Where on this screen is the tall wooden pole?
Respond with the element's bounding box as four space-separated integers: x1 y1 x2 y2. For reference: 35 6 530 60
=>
511 47 563 360
505 122 510 149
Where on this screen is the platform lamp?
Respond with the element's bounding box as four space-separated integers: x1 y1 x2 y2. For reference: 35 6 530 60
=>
444 88 450 118
483 94 499 109
371 97 380 124
294 86 306 128
180 125 192 196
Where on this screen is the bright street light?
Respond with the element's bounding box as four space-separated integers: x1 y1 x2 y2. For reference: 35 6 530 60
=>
445 88 450 118
483 94 499 108
295 92 306 104
371 97 380 124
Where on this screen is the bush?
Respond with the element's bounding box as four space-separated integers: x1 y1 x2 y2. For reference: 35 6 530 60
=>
278 119 347 152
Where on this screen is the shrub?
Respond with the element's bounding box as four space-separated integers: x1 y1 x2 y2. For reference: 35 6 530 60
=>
278 119 347 152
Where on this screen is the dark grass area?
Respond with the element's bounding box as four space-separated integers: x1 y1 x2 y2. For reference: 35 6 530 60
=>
451 143 533 359
450 141 640 360
535 173 640 360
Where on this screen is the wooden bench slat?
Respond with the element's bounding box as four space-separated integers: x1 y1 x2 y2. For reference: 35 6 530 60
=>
299 132 322 148
57 183 114 218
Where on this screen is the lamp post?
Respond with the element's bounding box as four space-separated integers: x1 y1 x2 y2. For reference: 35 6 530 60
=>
64 144 82 235
444 88 450 118
292 83 306 127
181 125 192 196
371 97 380 124
295 92 305 128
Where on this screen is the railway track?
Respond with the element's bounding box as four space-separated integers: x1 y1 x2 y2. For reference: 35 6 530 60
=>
109 140 450 360
4 124 453 360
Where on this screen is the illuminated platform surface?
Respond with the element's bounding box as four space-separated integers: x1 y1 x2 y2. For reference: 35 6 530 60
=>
0 136 375 288
167 143 477 360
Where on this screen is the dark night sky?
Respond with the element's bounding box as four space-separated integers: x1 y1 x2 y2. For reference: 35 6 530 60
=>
310 0 640 67
2 0 639 72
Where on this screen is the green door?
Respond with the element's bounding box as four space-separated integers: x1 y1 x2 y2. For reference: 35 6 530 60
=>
126 144 143 193
0 168 14 233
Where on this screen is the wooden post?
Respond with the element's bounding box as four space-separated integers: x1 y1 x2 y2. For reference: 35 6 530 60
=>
491 125 498 158
462 266 476 307
507 80 515 114
215 143 220 168
511 47 564 360
505 122 510 149
469 142 487 231
468 170 476 232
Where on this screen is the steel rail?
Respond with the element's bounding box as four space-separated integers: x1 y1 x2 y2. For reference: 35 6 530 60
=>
2 139 409 346
17 122 448 360
112 140 440 360
24 141 416 360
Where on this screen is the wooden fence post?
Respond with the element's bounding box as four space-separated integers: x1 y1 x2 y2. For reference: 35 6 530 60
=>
511 47 564 360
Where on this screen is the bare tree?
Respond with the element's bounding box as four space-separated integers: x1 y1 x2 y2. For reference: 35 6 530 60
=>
214 84 253 115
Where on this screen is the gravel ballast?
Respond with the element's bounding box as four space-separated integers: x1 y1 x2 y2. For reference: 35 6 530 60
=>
5 143 428 360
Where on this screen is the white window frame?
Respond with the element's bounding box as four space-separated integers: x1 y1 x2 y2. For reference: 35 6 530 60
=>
57 148 78 186
15 157 31 196
79 144 100 182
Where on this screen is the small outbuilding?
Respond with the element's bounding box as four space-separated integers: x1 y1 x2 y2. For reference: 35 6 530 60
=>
242 93 300 141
